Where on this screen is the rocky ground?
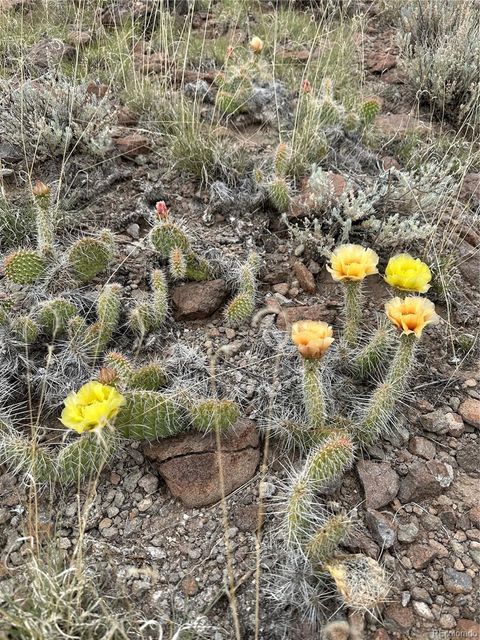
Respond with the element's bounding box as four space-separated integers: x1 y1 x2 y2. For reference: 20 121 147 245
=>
0 0 479 638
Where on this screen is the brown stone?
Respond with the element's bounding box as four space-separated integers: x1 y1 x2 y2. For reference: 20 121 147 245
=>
27 37 75 68
357 460 400 509
232 503 262 532
469 506 480 528
408 543 440 569
456 620 480 638
276 304 334 330
384 603 414 634
459 397 480 428
292 261 316 294
366 51 397 73
143 419 260 508
117 106 138 126
372 631 391 640
459 173 480 207
330 173 346 197
181 576 198 596
398 460 454 503
115 133 151 157
86 81 108 99
171 279 227 320
67 30 93 47
408 436 436 460
382 156 401 171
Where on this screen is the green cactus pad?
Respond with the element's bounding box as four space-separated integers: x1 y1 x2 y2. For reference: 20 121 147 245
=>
57 429 118 485
37 298 77 337
3 249 47 284
115 390 184 440
188 398 240 432
224 292 255 327
10 316 39 344
150 221 190 257
68 234 113 283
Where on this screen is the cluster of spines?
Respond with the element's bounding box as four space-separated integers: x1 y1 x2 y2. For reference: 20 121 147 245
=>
3 249 47 285
224 252 260 326
188 398 240 433
36 298 77 338
129 269 169 338
67 230 114 283
359 98 381 127
149 208 212 282
104 351 167 391
267 142 292 213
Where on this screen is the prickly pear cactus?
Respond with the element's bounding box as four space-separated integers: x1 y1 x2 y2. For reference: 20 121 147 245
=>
115 390 184 440
3 249 47 284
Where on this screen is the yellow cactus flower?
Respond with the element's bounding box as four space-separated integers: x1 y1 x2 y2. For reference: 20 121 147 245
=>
385 253 432 293
327 244 379 282
60 381 125 434
249 36 264 54
385 296 438 338
291 320 334 359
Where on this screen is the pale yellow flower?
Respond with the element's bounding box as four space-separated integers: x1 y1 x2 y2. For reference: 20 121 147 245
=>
291 320 334 359
60 381 125 434
385 253 432 293
327 244 379 282
249 36 264 54
385 296 438 337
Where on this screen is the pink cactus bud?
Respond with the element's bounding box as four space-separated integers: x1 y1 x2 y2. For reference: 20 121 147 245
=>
301 79 312 94
155 201 168 219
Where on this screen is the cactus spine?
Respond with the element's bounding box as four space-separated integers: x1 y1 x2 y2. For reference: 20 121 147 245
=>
341 281 363 351
303 514 350 563
33 183 55 254
302 359 326 428
114 390 183 440
188 398 239 433
224 252 259 326
0 433 56 484
149 208 212 282
359 98 381 127
325 554 390 611
81 284 122 358
57 428 118 485
129 270 168 337
353 320 391 380
37 298 77 337
104 351 166 391
67 230 114 283
357 332 417 446
3 249 47 284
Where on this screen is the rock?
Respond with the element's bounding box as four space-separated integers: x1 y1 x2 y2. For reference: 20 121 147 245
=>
398 460 454 503
86 81 108 99
0 142 23 163
342 529 380 558
66 30 93 47
412 601 434 620
115 133 151 157
117 106 138 126
384 603 414 634
27 37 74 68
456 620 480 637
457 443 479 474
459 398 480 428
292 261 316 294
439 614 456 630
272 283 290 296
181 576 198 596
126 223 140 239
365 509 397 548
420 409 452 435
408 543 440 570
397 521 419 543
449 475 479 509
143 419 260 508
357 460 399 509
408 436 436 460
376 114 431 139
382 156 401 171
171 279 227 320
443 568 473 594
469 506 480 528
330 173 346 197
276 304 334 330
372 631 391 640
459 172 480 207
366 51 397 73
232 504 261 532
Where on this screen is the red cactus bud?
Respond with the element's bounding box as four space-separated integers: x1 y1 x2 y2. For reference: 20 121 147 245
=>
155 201 168 219
301 79 312 94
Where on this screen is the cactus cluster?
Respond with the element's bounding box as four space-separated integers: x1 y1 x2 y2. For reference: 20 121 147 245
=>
266 246 439 619
2 183 114 287
224 252 260 326
149 203 213 282
128 269 169 338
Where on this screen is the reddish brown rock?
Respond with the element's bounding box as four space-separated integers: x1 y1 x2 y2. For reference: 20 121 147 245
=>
171 279 227 320
181 576 198 596
143 419 260 508
459 397 480 428
366 51 397 73
456 620 480 638
330 173 346 197
459 173 480 207
115 133 151 157
292 261 316 294
398 460 454 503
408 543 441 569
384 604 414 634
276 304 334 330
357 460 400 509
408 436 436 460
86 81 108 99
117 106 138 126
